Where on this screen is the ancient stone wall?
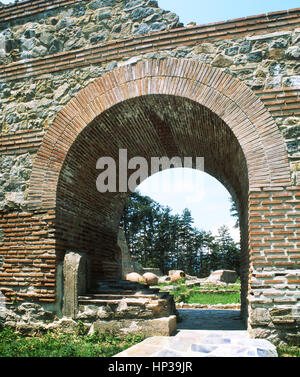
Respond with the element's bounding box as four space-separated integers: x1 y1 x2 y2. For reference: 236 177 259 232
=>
0 5 299 212
0 0 299 344
0 0 181 65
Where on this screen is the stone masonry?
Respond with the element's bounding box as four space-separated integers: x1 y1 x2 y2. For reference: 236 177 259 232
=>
0 0 299 345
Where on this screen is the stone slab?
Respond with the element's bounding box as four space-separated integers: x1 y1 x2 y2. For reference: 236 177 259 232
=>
114 330 278 357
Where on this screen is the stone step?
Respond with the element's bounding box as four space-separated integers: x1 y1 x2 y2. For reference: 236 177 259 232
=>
78 293 166 301
89 289 137 295
91 286 158 291
78 298 150 306
89 290 161 297
94 279 143 287
91 279 161 294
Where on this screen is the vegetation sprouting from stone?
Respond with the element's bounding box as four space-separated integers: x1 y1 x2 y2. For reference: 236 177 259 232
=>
120 191 240 277
0 327 145 357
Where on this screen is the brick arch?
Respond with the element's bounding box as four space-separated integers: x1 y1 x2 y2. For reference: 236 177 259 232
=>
28 58 290 210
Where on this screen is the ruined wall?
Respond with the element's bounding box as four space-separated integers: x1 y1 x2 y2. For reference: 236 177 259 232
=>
0 5 299 213
0 0 299 344
0 0 181 65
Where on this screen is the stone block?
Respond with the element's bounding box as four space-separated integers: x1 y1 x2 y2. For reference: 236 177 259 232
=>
250 308 271 326
63 251 88 318
212 54 233 67
89 315 177 337
206 270 238 284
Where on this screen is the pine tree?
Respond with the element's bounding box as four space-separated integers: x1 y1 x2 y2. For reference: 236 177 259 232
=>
120 191 240 277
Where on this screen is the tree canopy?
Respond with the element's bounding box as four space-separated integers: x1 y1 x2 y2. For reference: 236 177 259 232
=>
120 191 240 277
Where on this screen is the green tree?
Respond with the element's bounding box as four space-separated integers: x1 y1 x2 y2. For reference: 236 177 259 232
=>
229 197 239 228
215 225 240 274
120 191 240 277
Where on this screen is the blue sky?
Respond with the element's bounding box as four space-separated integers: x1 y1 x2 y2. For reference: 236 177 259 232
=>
159 0 300 25
2 0 299 13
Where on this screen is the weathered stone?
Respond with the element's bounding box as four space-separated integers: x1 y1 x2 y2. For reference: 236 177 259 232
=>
39 31 54 46
150 22 167 32
73 4 87 17
88 315 176 337
144 13 162 23
250 308 271 325
53 83 70 101
283 119 300 139
212 54 233 67
77 305 99 320
269 38 288 49
65 37 85 50
225 46 239 56
283 75 300 87
49 39 64 54
206 270 238 284
134 23 150 35
63 251 87 318
131 7 154 21
115 330 278 357
32 45 48 57
24 29 36 39
97 305 113 319
89 0 116 10
124 0 144 12
265 75 282 88
286 46 300 60
95 7 112 21
112 24 122 33
5 38 19 52
246 30 292 41
90 31 109 43
116 299 128 312
55 17 74 31
194 42 216 54
247 50 263 62
268 48 285 60
56 318 78 333
268 62 286 76
239 40 252 53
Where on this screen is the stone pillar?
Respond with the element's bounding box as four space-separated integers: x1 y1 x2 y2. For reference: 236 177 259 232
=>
63 251 87 318
118 228 134 279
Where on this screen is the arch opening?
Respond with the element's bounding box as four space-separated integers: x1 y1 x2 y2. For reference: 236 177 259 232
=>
120 167 242 279
26 59 292 335
54 94 250 323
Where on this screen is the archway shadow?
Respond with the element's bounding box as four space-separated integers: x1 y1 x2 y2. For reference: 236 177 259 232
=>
177 309 246 331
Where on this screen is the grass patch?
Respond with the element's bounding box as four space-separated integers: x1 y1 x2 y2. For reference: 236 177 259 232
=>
277 345 300 357
0 327 145 357
185 291 240 305
159 281 241 305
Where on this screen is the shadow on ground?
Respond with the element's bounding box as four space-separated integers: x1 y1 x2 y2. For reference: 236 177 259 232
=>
177 309 246 331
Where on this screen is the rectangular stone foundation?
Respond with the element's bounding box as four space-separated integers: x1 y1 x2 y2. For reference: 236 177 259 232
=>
88 315 177 337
